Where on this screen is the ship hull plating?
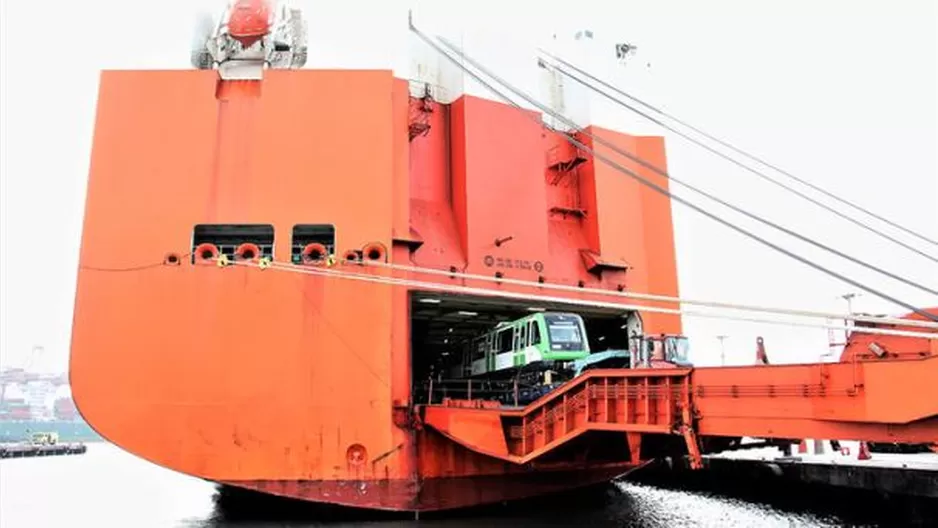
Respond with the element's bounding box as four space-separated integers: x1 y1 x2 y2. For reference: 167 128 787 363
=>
221 463 638 512
70 68 682 512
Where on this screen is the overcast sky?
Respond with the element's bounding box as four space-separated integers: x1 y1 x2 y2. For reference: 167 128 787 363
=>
1 0 935 373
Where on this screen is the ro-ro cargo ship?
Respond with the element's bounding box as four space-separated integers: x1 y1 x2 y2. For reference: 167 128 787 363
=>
69 0 938 513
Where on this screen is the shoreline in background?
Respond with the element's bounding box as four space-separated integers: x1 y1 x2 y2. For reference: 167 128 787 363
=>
0 420 102 443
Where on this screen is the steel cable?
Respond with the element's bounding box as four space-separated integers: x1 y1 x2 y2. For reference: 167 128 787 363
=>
538 48 938 252
225 258 938 341
434 32 938 298
352 258 938 330
406 20 938 322
81 253 938 330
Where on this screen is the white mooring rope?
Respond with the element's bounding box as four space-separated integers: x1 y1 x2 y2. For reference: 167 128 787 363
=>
354 259 938 331
224 258 938 341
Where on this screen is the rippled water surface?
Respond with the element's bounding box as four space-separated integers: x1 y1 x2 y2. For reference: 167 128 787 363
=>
1 443 933 527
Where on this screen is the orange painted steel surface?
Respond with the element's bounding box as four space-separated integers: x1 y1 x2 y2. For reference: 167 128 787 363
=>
840 307 938 362
423 368 693 464
70 67 937 512
73 70 402 487
692 307 938 444
424 354 938 471
692 354 938 443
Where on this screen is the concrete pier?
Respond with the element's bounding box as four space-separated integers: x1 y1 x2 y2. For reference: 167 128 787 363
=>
0 442 87 459
649 441 938 499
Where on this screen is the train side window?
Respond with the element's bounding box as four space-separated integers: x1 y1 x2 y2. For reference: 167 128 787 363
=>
530 321 541 345
519 324 528 348
471 338 484 361
191 224 274 263
498 329 513 354
292 224 336 263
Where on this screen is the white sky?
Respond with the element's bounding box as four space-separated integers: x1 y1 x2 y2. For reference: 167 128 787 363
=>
1 0 936 373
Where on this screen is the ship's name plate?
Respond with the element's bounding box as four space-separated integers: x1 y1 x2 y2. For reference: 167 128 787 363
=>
483 255 544 273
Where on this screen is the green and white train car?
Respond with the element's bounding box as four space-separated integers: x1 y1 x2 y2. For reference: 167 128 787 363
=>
449 312 591 379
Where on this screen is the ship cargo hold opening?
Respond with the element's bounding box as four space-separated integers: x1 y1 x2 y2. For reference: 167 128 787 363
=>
409 289 646 407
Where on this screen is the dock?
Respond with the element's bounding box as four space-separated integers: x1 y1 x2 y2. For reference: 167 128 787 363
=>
0 442 87 459
644 441 938 499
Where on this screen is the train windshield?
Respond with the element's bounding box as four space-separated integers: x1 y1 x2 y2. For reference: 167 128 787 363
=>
544 314 585 348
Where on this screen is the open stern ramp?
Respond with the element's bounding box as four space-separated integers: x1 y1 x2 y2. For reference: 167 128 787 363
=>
420 354 938 465
421 368 696 465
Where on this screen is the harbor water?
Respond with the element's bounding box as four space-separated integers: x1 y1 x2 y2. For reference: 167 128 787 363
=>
1 442 935 527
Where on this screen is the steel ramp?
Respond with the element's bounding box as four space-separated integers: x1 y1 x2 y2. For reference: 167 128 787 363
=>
420 368 694 465
420 353 938 465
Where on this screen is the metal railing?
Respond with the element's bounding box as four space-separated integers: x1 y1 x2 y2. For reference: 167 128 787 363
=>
416 377 564 407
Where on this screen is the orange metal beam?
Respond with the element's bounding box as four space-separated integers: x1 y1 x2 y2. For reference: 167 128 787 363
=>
693 354 938 443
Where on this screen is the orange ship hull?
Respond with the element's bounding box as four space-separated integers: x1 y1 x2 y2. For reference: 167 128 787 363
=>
69 68 682 511
221 462 639 511
68 67 938 512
